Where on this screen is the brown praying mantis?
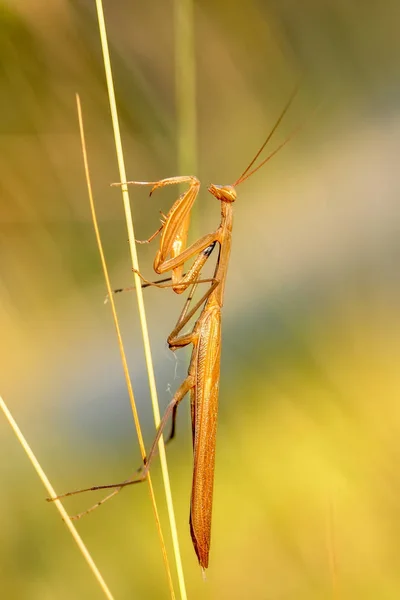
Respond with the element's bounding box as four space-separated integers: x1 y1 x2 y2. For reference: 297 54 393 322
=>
48 88 300 569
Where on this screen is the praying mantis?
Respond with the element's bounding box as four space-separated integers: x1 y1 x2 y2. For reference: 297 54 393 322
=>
49 88 300 569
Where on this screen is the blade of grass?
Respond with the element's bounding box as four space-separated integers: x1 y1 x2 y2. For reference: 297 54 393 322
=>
76 94 175 599
174 0 198 246
94 2 188 598
174 0 197 176
0 394 115 600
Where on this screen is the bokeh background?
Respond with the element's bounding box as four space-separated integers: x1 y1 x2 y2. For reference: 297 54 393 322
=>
1 0 400 598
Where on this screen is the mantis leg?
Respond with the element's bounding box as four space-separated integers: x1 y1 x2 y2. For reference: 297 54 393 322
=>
111 175 198 192
48 287 216 516
104 275 178 303
168 279 219 346
112 176 201 289
155 230 220 276
132 270 215 290
135 223 164 245
135 211 168 245
106 240 217 301
47 374 195 504
132 241 218 293
60 280 214 518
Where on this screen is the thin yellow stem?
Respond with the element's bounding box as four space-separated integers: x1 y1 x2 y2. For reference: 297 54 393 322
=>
0 394 115 600
174 0 198 244
76 94 175 599
174 0 197 175
94 2 187 599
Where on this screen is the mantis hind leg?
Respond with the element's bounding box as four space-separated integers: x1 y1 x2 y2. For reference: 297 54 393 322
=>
47 375 195 511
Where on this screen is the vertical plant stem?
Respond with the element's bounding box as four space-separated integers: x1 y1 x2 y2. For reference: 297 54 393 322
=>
0 394 115 600
174 0 198 239
94 2 188 599
174 0 197 175
76 94 175 599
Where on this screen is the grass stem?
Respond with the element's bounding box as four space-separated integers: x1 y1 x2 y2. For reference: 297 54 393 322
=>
76 94 175 599
0 394 115 600
94 2 188 598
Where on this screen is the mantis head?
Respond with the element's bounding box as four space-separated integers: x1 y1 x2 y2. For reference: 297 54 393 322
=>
208 184 237 203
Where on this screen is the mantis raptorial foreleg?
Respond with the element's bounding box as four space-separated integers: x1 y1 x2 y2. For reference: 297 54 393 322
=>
112 176 200 292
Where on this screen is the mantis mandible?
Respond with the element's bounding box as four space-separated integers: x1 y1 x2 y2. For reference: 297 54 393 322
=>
49 88 300 569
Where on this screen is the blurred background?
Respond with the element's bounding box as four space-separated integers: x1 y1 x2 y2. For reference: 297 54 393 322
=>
1 0 400 598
